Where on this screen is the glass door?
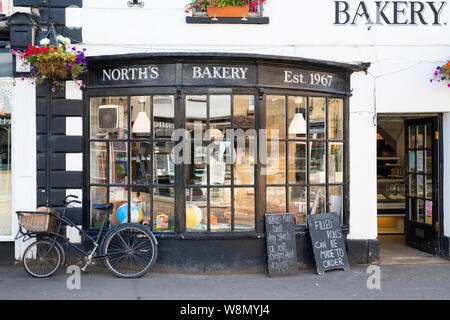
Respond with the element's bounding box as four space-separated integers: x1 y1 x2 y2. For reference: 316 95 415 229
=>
405 117 438 254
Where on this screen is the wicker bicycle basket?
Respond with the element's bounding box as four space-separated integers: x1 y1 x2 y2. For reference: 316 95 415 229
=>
18 207 60 234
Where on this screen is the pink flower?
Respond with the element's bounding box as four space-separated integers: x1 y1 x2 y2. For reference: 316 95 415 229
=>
51 88 56 93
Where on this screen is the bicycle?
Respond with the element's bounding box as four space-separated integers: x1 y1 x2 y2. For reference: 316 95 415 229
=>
16 195 158 278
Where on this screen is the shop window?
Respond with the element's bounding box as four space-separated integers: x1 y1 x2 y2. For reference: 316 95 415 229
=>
185 94 256 232
265 96 345 227
89 95 175 231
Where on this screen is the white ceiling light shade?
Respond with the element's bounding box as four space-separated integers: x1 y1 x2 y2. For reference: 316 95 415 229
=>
289 108 307 135
132 111 151 133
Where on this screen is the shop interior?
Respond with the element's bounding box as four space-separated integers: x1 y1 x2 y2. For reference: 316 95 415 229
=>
377 114 442 264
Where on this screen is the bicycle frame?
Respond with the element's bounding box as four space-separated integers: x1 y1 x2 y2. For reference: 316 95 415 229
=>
17 201 132 261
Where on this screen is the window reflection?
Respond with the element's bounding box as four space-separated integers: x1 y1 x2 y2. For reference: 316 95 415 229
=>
266 96 285 139
309 141 325 184
153 187 174 232
153 95 174 138
109 142 128 184
90 142 107 184
90 97 128 139
131 142 151 185
328 99 343 140
186 95 207 138
308 98 326 139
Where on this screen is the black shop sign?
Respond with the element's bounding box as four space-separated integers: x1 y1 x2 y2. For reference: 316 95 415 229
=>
307 213 350 275
90 61 347 94
264 213 298 277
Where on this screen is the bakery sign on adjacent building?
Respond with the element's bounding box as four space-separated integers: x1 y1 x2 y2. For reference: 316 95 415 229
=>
334 1 447 25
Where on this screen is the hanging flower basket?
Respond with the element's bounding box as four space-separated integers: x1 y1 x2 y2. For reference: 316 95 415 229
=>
207 5 249 17
430 60 450 87
34 60 70 79
10 35 87 87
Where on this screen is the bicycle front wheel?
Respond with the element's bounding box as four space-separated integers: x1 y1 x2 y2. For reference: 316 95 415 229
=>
103 224 158 278
23 240 61 278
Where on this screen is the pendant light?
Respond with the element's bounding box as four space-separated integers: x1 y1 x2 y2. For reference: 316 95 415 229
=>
132 99 150 134
289 98 307 135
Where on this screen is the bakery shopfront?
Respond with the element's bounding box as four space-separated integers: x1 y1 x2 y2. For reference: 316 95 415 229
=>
85 53 363 272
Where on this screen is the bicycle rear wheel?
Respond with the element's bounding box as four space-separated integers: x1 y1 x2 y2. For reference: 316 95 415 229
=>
103 224 158 278
23 240 61 278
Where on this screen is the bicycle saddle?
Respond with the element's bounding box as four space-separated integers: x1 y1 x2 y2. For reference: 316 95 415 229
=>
93 203 113 211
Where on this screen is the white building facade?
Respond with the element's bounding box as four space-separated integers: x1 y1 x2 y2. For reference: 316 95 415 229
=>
1 0 449 271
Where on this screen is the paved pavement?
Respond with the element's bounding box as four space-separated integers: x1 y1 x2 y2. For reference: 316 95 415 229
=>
1 261 450 300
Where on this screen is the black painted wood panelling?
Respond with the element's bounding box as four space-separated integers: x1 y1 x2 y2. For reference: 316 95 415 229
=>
52 136 83 153
52 99 83 116
36 81 84 227
51 171 83 188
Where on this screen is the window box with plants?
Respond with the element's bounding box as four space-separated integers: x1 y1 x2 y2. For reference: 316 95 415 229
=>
185 0 269 24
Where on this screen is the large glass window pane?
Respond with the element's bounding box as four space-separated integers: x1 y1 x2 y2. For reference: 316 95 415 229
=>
287 96 307 139
288 186 307 226
186 95 207 138
131 142 151 185
425 176 432 199
90 97 128 139
329 142 344 183
153 187 175 232
417 150 424 172
235 136 255 185
234 188 255 231
329 186 343 224
210 95 231 139
109 142 128 184
90 142 107 184
266 95 285 139
425 124 432 149
90 186 107 228
409 126 416 149
408 151 415 172
266 187 286 213
153 95 174 138
186 142 207 185
309 141 325 184
417 199 424 223
110 187 128 225
206 140 232 185
417 175 424 198
328 98 343 140
309 186 326 215
417 125 424 149
425 151 432 173
308 98 326 139
210 188 231 232
288 141 306 184
186 187 207 231
131 188 150 226
234 95 255 131
154 141 175 185
130 96 150 138
266 141 285 185
409 174 416 197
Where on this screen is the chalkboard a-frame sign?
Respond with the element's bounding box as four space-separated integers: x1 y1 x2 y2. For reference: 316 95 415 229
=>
307 213 350 275
265 213 298 277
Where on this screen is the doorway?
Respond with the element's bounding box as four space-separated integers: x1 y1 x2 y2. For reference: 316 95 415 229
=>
377 114 444 264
